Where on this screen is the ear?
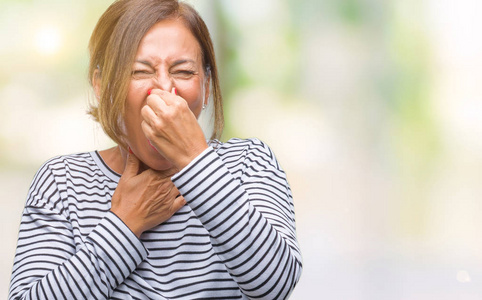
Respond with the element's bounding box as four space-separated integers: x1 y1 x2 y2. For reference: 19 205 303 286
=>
92 68 101 101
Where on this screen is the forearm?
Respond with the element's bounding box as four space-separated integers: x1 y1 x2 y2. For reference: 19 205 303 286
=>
172 146 302 299
9 209 147 300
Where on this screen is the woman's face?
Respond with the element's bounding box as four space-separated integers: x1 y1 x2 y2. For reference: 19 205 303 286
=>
124 18 208 171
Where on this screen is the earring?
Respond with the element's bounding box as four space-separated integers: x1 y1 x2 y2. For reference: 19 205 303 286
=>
202 103 206 110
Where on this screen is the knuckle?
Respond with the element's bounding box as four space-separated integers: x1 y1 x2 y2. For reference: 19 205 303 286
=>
148 118 163 132
162 109 175 120
174 100 187 111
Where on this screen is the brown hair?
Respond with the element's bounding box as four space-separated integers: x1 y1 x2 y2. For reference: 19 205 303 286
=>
88 0 224 147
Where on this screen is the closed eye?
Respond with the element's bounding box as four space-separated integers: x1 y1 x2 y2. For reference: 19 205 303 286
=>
132 69 154 79
132 70 152 74
172 70 196 79
174 70 195 74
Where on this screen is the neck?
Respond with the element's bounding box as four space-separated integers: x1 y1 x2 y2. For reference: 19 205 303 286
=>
98 145 127 174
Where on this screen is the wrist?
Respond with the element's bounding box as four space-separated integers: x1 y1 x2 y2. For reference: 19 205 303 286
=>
175 143 208 170
110 209 143 238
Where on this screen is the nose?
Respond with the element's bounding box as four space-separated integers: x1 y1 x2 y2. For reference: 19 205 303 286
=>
153 70 173 92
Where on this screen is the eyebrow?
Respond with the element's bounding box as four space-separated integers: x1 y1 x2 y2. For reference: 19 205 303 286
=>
135 60 154 67
171 59 196 67
134 59 196 68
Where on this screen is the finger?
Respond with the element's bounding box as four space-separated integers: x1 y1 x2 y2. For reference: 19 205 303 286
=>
171 195 187 213
122 151 140 179
168 184 181 198
146 93 168 114
150 89 179 106
152 182 180 202
141 120 161 143
149 88 174 97
141 104 159 127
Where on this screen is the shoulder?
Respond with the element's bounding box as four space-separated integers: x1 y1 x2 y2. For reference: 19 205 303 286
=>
211 137 269 153
210 138 282 171
35 152 98 176
26 152 99 205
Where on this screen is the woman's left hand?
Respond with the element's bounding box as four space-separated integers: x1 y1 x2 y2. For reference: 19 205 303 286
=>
141 88 208 170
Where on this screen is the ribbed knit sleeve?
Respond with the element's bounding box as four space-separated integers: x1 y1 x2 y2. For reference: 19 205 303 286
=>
8 160 148 300
171 138 302 300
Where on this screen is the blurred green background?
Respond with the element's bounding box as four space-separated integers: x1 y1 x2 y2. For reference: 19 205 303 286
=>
1 0 482 299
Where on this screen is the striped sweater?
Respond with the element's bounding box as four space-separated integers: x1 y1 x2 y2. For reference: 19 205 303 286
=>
9 138 302 300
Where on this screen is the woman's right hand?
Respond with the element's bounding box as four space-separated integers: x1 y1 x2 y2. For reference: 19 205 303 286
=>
110 151 186 238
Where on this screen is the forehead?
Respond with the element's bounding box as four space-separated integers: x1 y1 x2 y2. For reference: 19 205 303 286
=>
136 18 202 63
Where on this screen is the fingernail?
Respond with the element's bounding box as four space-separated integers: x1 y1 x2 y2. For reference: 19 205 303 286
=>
147 89 152 95
128 147 133 154
173 87 177 95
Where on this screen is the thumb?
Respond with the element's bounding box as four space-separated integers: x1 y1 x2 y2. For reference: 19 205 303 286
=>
122 149 140 179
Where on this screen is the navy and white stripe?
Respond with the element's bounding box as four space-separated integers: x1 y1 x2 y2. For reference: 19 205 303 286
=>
9 138 302 299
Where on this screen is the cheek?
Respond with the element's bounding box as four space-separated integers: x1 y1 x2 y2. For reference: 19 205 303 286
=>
126 80 150 108
124 82 148 127
174 80 203 113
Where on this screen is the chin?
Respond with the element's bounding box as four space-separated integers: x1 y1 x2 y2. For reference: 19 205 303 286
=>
143 152 175 172
150 160 175 172
130 139 176 172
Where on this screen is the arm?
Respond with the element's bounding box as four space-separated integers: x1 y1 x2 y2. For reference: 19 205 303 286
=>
9 162 148 300
141 91 302 298
172 139 302 299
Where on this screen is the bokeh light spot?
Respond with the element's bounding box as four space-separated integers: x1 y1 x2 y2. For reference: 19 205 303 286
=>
456 270 471 283
35 26 61 55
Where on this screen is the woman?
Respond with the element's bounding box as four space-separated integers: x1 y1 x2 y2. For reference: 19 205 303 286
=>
9 0 302 299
